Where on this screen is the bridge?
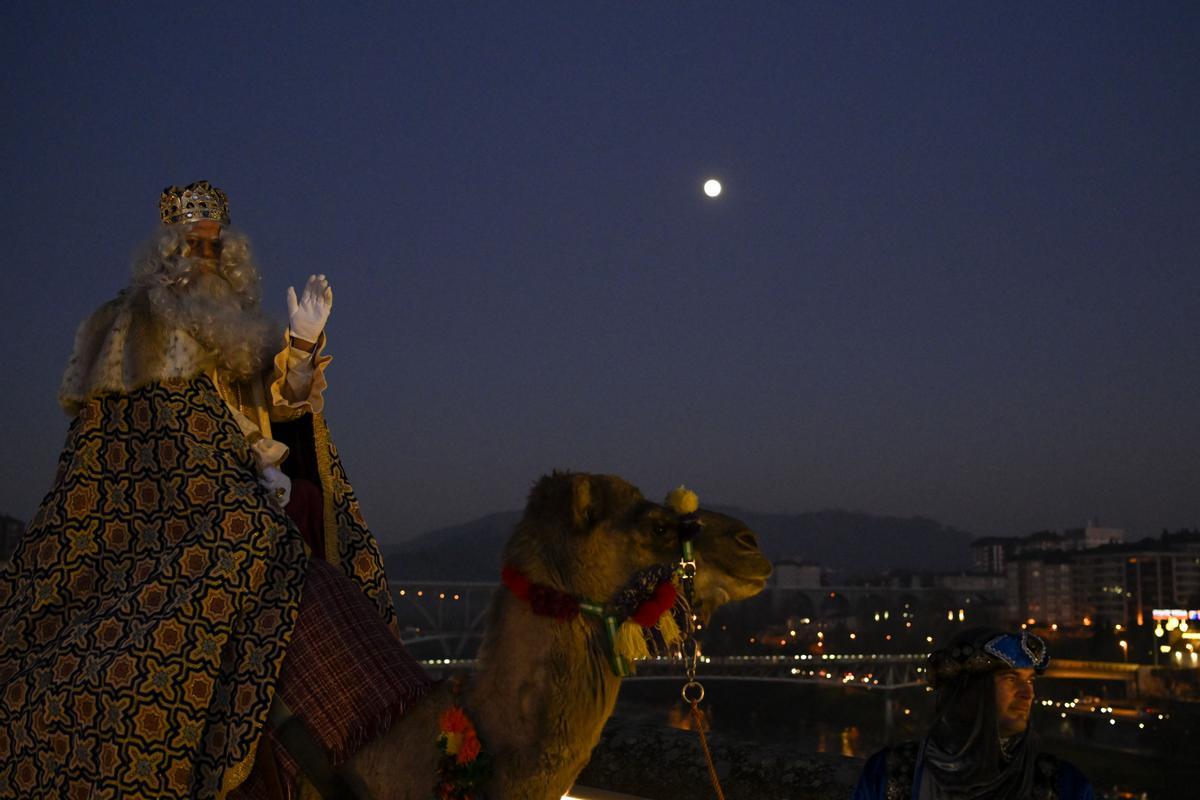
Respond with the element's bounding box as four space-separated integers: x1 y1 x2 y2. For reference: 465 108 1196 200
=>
410 650 1159 694
389 579 498 657
388 577 1006 658
388 580 1168 691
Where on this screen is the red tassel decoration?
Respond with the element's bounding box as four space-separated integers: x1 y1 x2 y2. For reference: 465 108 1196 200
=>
501 565 532 600
632 581 677 627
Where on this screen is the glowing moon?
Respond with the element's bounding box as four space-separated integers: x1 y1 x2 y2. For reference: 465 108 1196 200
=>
703 179 722 198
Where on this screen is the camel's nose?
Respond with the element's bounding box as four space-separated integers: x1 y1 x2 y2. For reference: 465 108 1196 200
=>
734 530 759 551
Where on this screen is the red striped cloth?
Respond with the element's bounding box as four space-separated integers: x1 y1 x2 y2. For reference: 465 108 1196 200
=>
233 558 431 798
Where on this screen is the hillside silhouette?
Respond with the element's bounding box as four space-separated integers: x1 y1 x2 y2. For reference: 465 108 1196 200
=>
384 507 973 580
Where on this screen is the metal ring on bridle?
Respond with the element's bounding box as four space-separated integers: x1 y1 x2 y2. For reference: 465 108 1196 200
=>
681 680 705 704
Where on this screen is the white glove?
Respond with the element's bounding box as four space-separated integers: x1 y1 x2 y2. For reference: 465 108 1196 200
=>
259 466 292 508
286 274 333 344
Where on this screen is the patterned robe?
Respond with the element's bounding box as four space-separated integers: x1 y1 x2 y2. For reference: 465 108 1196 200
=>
0 375 397 798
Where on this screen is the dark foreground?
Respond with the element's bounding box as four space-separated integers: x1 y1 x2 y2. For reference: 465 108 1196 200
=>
581 679 1199 799
579 717 856 799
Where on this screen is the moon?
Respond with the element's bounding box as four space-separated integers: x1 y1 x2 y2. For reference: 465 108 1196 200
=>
703 179 722 198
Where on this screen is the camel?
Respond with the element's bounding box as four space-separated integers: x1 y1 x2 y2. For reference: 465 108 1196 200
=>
300 471 772 800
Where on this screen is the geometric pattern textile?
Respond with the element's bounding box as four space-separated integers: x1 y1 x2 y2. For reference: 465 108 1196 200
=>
0 375 395 798
231 559 431 799
309 412 398 639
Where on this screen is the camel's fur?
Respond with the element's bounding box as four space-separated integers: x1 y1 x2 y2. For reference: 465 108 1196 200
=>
302 472 771 800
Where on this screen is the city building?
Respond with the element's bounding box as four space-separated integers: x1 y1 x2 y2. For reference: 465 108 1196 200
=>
970 536 1010 575
1004 530 1200 629
1065 521 1125 551
1073 533 1200 627
769 558 824 589
973 522 1125 578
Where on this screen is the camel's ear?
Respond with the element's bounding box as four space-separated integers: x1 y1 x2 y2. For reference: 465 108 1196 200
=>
568 474 642 532
525 472 638 533
569 475 593 531
525 471 588 533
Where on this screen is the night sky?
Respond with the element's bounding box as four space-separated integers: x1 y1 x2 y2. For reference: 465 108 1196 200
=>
3 4 1198 550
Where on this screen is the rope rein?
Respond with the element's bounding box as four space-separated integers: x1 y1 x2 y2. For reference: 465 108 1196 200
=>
677 529 727 800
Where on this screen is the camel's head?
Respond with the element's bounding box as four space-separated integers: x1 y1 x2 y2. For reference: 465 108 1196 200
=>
504 472 771 623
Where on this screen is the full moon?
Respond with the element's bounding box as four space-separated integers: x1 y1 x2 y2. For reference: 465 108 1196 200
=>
703 179 722 198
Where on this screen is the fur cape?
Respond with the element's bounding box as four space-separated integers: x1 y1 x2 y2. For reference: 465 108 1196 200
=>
58 286 282 416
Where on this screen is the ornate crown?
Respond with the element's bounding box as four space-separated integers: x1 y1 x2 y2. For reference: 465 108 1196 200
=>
159 180 230 225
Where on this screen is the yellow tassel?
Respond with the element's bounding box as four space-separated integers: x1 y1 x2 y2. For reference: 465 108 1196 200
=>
665 486 699 515
615 619 650 662
657 611 683 648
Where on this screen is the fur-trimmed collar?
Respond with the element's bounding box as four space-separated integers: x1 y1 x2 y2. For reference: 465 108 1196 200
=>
59 287 279 416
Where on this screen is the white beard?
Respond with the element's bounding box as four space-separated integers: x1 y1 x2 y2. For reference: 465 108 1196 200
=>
148 266 276 381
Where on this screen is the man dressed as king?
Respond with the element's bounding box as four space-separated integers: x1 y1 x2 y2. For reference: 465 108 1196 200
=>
0 182 426 798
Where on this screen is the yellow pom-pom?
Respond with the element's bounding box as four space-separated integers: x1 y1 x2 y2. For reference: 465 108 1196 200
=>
657 611 683 648
440 731 462 756
615 619 651 663
666 485 699 515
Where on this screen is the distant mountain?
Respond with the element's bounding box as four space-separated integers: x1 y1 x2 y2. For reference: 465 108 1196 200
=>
710 507 973 575
384 507 973 581
385 511 521 580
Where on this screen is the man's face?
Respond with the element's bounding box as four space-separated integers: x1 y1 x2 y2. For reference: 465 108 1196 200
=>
183 220 222 270
993 667 1036 737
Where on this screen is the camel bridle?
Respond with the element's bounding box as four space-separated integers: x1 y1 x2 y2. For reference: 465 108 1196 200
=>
499 507 729 800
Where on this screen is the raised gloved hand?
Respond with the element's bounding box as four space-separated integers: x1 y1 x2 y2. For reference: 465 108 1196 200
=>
259 466 292 508
286 274 333 344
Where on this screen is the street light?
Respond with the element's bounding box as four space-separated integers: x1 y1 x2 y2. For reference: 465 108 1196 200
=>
1118 640 1128 662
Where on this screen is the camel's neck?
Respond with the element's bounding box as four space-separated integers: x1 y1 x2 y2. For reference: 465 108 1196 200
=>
466 591 622 797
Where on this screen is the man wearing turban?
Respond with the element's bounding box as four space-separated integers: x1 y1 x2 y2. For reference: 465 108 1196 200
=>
853 627 1094 800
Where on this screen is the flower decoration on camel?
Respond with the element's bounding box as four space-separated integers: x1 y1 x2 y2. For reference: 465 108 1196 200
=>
434 705 492 799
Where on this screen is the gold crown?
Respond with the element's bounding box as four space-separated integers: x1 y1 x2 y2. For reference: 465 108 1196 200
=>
159 180 231 225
